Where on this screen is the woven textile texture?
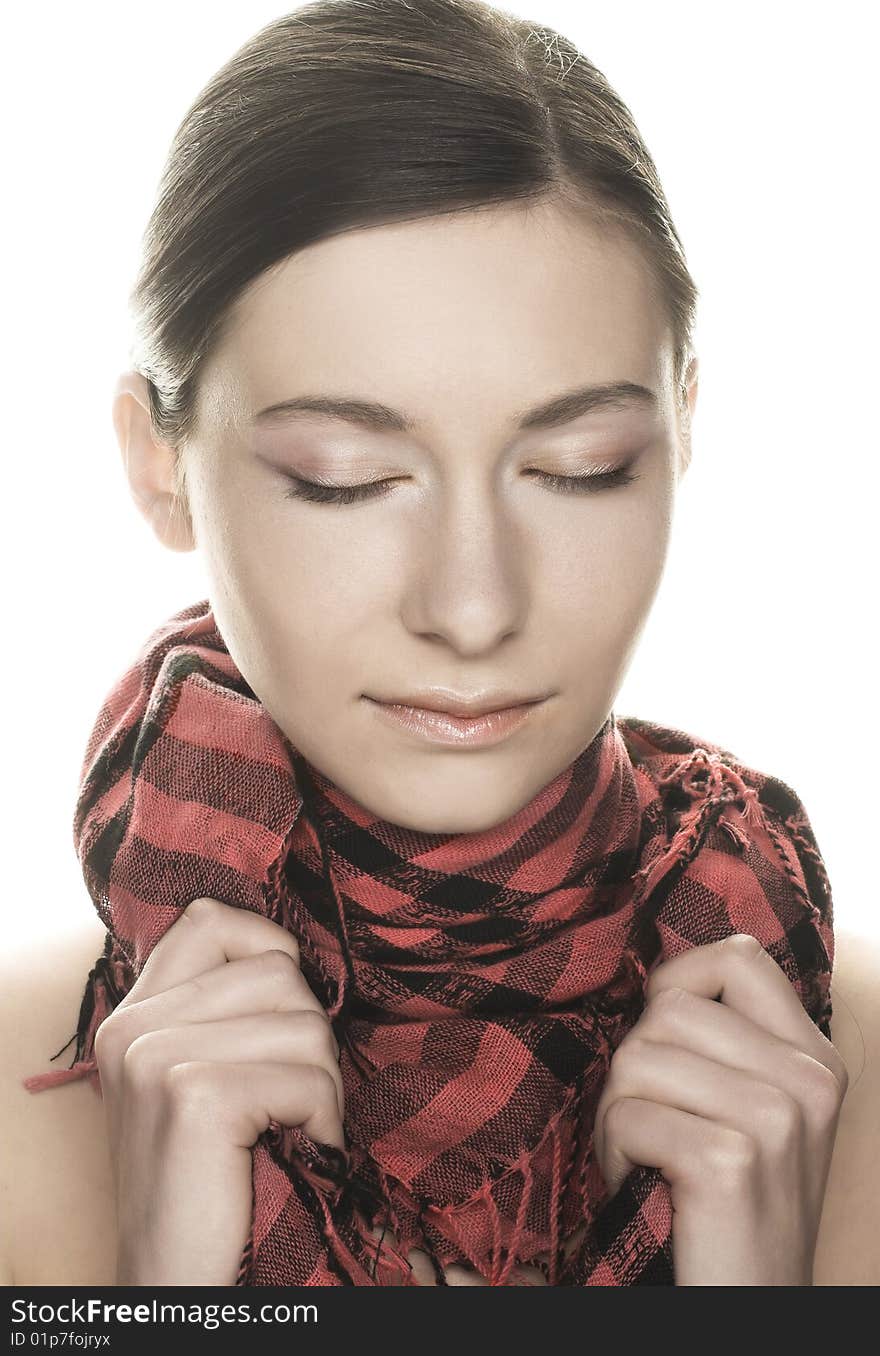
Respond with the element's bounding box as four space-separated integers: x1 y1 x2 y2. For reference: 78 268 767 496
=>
24 599 834 1285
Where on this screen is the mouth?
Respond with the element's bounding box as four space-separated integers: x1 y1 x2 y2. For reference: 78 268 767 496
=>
362 695 550 748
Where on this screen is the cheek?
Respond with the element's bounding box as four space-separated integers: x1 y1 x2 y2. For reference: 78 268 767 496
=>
233 525 394 698
540 492 672 621
193 496 375 689
207 485 387 610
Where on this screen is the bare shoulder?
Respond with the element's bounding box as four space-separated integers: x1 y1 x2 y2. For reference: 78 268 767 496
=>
0 917 118 1285
813 928 880 1285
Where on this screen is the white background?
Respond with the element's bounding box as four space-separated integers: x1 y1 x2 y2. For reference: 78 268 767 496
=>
4 0 877 960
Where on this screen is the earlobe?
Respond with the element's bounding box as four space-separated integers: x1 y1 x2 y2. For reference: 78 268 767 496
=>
111 369 196 553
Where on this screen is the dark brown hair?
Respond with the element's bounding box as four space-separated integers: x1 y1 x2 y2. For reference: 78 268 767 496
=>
128 0 698 480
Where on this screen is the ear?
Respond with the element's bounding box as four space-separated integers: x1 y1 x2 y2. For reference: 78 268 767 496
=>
112 370 196 552
675 354 699 479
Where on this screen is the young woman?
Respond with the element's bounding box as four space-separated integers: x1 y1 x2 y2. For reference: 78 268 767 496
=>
3 0 876 1287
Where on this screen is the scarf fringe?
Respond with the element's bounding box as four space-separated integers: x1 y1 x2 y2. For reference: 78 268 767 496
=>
21 934 123 1095
22 1059 101 1094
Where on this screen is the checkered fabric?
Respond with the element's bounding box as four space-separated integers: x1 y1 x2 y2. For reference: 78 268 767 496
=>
24 599 834 1285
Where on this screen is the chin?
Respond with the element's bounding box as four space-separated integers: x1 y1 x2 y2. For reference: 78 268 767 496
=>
379 790 526 837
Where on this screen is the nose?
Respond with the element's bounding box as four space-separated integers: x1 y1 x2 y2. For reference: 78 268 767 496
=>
399 480 529 656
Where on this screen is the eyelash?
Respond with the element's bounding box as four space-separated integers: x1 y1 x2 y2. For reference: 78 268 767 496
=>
281 462 640 505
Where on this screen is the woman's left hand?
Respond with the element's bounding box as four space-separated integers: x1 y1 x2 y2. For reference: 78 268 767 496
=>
592 932 849 1285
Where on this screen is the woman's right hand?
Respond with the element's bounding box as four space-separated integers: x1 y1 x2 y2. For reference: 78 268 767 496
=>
93 895 345 1286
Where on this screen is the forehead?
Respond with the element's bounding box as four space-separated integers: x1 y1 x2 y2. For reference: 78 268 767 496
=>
200 199 674 434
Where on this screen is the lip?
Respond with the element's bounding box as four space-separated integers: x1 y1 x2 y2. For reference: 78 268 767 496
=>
363 695 548 747
367 688 550 718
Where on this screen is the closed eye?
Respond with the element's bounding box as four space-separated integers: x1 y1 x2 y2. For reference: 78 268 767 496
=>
281 462 640 505
525 464 640 495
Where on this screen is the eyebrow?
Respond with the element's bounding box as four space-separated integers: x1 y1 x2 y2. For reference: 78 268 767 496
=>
252 380 659 434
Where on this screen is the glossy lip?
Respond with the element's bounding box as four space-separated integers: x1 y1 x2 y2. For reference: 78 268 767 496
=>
366 687 551 718
363 695 549 747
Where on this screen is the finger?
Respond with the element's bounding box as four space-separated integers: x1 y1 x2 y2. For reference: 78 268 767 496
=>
529 1222 587 1278
119 896 302 1005
161 1059 346 1153
593 1037 810 1171
509 1262 549 1286
635 987 846 1104
645 933 834 1067
115 948 336 1049
443 1263 490 1286
366 1226 490 1287
595 1095 739 1201
408 1251 489 1286
124 1012 345 1118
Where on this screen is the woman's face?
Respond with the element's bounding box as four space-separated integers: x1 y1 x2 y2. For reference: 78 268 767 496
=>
120 197 697 833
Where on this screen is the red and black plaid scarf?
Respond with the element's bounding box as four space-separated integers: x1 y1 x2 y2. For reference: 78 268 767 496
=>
25 599 834 1285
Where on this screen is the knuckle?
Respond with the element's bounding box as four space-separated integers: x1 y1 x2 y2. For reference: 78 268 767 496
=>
306 1062 340 1108
802 1057 847 1119
649 985 690 1022
161 1061 220 1120
296 1007 337 1054
94 1007 136 1067
120 1030 169 1094
182 898 301 965
609 1034 648 1079
755 1085 802 1150
818 1041 849 1099
182 896 222 924
602 1094 636 1142
93 1015 120 1068
721 932 764 963
704 1127 759 1183
260 948 301 983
